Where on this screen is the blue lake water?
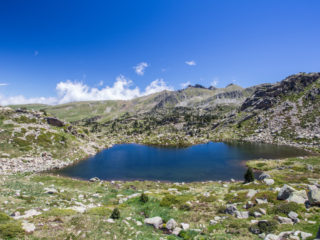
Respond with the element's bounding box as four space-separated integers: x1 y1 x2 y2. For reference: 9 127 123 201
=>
53 142 308 182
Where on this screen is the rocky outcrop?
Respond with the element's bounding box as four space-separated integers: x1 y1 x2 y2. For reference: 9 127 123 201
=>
241 72 320 111
46 117 65 127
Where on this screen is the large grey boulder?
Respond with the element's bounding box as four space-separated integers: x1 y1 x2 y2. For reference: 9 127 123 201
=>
46 117 65 127
144 216 163 229
287 190 308 204
22 222 35 233
277 185 295 200
258 172 271 180
263 179 275 185
276 216 293 225
225 204 237 215
247 189 257 199
308 185 320 206
166 218 178 230
235 211 249 219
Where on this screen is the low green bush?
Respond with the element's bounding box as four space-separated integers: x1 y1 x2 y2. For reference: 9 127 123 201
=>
0 212 10 223
110 208 120 219
0 222 24 239
270 202 303 215
140 193 149 203
249 220 278 234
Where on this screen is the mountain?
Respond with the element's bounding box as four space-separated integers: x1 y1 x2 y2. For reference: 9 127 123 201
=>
6 72 320 150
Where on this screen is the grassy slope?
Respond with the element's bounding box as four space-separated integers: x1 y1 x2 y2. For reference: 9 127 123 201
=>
0 155 319 239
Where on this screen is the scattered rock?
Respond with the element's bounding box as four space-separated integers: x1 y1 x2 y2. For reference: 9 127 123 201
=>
44 188 58 194
247 189 257 199
22 221 35 233
287 190 308 204
300 231 313 240
259 173 271 180
180 223 189 230
46 117 65 127
172 227 182 236
166 219 177 230
264 234 279 240
277 185 295 200
225 204 237 215
89 177 100 182
144 216 163 229
276 216 293 225
235 211 249 219
307 185 320 206
13 209 41 219
263 179 275 185
256 198 268 204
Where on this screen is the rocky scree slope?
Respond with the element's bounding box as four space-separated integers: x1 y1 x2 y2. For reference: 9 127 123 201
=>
0 107 104 173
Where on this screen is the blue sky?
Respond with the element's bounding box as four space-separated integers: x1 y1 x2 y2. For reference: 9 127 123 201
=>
0 0 320 105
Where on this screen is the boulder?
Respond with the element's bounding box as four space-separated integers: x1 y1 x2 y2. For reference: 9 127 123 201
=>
263 179 275 185
172 227 182 236
166 219 177 230
287 190 308 204
264 234 279 240
276 216 293 225
46 117 64 127
144 216 163 229
209 220 218 225
307 185 320 206
259 172 271 180
89 177 100 182
225 204 237 215
22 222 35 233
300 232 312 240
277 185 295 200
44 188 58 194
247 189 257 199
180 223 189 230
256 198 268 204
235 211 249 219
288 211 298 220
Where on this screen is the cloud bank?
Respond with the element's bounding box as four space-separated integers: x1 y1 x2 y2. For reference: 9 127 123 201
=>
0 76 173 106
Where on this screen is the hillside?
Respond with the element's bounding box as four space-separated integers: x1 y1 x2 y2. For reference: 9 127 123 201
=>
1 73 320 239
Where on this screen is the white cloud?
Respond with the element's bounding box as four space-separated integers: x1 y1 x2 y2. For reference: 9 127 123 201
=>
0 83 8 86
0 76 173 106
98 80 104 86
0 95 57 106
133 62 149 75
143 79 173 95
180 81 191 88
211 78 219 87
185 60 196 66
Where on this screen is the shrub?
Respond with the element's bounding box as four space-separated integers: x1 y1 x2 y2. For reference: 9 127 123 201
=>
110 208 120 219
0 222 24 239
140 193 149 203
257 220 278 233
224 192 248 203
87 207 111 216
249 220 278 234
244 167 254 183
160 195 180 207
0 212 10 223
271 202 303 215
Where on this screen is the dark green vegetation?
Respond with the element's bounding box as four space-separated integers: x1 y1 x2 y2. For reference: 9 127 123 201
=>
244 167 255 183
